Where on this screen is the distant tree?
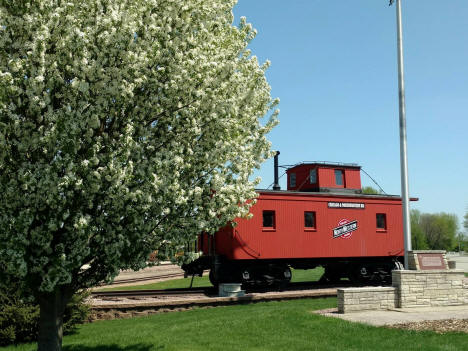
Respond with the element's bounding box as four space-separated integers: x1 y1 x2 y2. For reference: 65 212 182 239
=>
419 213 459 251
455 231 467 252
0 1 278 350
410 209 428 250
361 186 381 195
461 208 468 251
464 209 468 232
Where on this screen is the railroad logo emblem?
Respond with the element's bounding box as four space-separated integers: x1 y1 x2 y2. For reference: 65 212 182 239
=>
333 219 358 239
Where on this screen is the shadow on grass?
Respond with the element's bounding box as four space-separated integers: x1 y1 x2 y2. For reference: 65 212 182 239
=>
63 344 162 351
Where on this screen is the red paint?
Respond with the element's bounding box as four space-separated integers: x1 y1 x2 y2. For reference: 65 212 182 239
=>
210 191 407 260
286 163 361 191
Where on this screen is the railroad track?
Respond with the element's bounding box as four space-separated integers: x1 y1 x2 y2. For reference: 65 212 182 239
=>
104 272 185 286
89 284 340 323
89 281 362 322
91 287 213 299
91 280 362 300
250 280 357 292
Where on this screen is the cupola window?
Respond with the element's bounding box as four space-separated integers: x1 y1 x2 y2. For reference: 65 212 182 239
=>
289 173 296 187
309 169 317 184
334 170 344 186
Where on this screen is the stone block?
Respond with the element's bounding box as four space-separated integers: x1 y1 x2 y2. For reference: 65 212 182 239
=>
416 299 430 304
132 311 149 317
415 276 428 281
402 295 418 303
410 287 424 293
345 305 362 311
425 284 439 289
117 312 133 319
359 298 378 304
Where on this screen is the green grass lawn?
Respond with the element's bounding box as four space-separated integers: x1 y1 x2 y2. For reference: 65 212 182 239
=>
3 297 467 351
99 267 325 291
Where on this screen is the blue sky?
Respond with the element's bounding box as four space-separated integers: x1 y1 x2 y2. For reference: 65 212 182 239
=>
233 0 468 227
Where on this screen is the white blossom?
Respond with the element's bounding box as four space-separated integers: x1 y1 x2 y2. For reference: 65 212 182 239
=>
0 0 278 294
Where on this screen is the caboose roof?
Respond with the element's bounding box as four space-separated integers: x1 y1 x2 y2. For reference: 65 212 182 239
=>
285 161 361 171
256 189 418 201
257 188 397 198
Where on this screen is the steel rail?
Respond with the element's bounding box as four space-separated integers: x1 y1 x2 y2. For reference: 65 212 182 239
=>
91 280 374 300
91 287 212 298
104 272 185 285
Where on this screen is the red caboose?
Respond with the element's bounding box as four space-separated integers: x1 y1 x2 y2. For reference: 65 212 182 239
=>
183 158 416 286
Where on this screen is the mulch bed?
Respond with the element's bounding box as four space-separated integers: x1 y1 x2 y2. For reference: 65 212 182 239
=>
388 319 468 334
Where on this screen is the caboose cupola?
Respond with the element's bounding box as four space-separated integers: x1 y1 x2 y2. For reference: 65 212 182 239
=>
286 162 362 194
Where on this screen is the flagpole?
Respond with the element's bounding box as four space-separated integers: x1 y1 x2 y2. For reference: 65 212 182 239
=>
394 0 412 269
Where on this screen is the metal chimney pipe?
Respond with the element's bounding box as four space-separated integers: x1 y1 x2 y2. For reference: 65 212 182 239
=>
273 151 281 191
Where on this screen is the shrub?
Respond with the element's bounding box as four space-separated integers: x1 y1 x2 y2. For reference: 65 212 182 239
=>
0 283 90 346
63 290 91 333
0 286 39 346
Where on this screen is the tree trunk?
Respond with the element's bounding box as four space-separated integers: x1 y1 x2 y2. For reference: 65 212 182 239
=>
37 287 70 351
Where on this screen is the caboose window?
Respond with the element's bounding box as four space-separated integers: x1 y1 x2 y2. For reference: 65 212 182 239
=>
263 211 275 228
309 169 317 184
376 213 387 230
290 173 296 187
334 170 344 186
304 211 316 229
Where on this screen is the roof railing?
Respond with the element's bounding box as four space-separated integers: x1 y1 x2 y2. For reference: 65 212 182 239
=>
280 161 360 169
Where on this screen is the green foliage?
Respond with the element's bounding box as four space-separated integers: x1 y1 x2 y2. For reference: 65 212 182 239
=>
62 290 91 334
464 208 468 231
410 210 429 250
0 0 278 296
0 288 39 346
455 232 468 252
1 1 277 347
361 186 381 195
0 283 90 346
411 210 459 251
459 207 468 251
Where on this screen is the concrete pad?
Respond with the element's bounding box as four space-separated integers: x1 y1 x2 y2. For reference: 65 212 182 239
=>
316 305 468 326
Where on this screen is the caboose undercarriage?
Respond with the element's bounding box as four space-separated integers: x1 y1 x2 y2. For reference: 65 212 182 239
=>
182 255 403 288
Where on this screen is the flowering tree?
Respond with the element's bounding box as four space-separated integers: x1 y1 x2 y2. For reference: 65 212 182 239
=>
0 0 278 349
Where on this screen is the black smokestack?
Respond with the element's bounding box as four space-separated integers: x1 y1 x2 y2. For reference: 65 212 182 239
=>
273 151 280 191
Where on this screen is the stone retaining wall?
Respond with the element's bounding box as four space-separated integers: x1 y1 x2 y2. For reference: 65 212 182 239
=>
337 287 396 313
338 269 467 313
393 270 467 308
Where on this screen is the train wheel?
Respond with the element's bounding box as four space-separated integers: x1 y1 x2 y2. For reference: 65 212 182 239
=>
267 264 292 285
348 265 370 284
245 264 292 288
282 266 292 283
321 265 341 283
278 266 292 290
381 260 403 284
209 270 218 288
